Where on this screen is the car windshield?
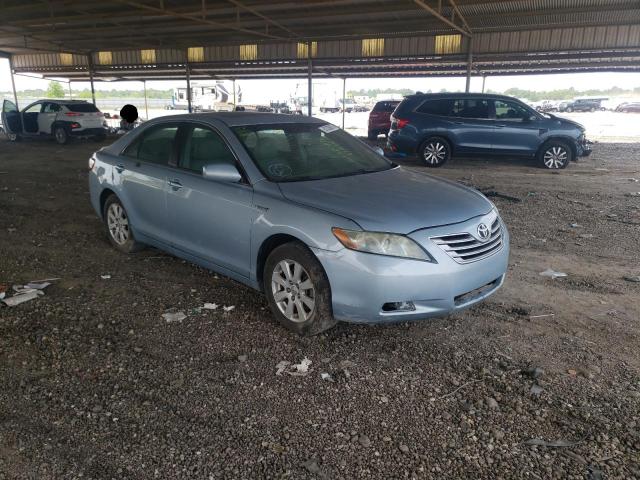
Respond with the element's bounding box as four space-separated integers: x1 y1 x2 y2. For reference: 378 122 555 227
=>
232 123 393 182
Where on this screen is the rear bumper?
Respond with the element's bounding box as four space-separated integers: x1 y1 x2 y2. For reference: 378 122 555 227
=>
70 127 108 137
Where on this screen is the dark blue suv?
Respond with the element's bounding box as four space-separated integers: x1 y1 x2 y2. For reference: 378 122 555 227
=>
387 93 591 169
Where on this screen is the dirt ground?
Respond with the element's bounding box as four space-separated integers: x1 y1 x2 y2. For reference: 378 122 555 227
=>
0 135 639 480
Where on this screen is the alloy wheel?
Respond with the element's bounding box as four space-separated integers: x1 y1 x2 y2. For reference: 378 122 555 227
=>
7 133 17 141
423 141 446 165
55 128 66 144
543 146 568 169
271 259 315 323
107 203 130 245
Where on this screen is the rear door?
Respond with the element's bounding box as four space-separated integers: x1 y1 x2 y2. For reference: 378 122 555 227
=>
1 99 22 135
446 98 495 154
39 102 60 133
490 99 541 155
116 123 180 242
165 122 254 278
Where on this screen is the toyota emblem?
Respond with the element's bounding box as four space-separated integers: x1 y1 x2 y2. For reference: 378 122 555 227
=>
477 223 490 241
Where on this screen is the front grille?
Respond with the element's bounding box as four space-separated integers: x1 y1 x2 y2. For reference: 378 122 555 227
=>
431 218 503 264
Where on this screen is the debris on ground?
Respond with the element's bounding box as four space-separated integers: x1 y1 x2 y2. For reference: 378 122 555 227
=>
223 305 235 312
237 355 248 362
1 279 55 307
276 358 312 376
569 223 581 228
481 189 522 203
540 269 568 279
162 311 187 323
203 303 219 310
320 372 332 381
623 275 640 283
100 274 111 280
625 192 640 197
523 438 584 448
523 367 545 379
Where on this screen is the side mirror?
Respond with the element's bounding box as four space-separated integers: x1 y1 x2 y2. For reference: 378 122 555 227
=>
373 146 385 156
202 163 242 183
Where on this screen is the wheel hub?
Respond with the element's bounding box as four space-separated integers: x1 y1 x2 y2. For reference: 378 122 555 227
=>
271 259 315 323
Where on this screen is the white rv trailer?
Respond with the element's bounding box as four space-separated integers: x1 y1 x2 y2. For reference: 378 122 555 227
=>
167 81 241 111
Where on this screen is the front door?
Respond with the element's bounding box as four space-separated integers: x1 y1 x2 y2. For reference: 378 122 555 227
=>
116 123 180 242
490 99 542 155
166 123 254 278
1 99 22 136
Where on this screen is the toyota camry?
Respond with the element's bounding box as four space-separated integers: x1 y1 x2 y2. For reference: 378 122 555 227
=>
88 113 509 335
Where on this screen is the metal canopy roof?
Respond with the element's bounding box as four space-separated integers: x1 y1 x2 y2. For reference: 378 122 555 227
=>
1 0 640 79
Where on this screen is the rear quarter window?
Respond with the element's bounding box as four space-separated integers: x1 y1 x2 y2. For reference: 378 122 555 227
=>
415 99 453 116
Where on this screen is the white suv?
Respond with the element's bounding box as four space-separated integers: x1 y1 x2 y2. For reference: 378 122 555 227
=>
2 99 108 144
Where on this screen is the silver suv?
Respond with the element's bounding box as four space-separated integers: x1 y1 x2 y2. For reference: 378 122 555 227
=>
2 99 108 144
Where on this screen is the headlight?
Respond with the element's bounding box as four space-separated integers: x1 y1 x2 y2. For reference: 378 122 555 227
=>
332 228 434 262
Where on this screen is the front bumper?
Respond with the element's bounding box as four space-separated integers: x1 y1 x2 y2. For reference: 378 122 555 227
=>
312 214 510 323
577 137 592 157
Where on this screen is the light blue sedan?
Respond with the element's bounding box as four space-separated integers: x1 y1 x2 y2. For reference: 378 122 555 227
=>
88 113 509 335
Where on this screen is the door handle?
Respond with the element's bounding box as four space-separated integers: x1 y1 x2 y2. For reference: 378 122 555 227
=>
115 164 125 173
168 179 183 190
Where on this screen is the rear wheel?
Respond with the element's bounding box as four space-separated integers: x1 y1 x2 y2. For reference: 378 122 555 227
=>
103 194 144 253
54 126 68 145
538 140 572 169
566 107 573 113
418 136 451 167
6 132 20 142
264 242 336 336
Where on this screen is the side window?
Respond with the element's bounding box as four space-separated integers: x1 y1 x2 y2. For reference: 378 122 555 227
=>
415 99 452 116
25 103 43 113
451 99 490 119
494 100 530 121
43 103 60 113
179 126 236 173
124 125 178 164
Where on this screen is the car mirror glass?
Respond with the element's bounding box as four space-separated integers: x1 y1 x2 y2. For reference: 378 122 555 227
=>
202 163 242 183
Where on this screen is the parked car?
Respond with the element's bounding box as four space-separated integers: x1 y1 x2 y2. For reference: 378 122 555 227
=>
89 113 509 335
616 102 640 113
387 93 591 169
368 100 400 140
535 100 558 113
1 99 107 144
560 98 607 112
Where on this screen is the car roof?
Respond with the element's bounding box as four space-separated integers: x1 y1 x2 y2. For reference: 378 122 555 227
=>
32 99 92 104
149 112 327 127
404 92 524 102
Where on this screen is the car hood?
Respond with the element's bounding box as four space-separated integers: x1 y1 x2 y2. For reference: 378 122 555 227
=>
547 113 584 131
277 167 493 234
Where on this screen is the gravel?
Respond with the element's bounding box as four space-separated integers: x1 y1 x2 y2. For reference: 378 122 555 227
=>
0 138 639 478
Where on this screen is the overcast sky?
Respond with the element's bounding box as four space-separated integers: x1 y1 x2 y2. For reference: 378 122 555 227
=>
2 58 639 104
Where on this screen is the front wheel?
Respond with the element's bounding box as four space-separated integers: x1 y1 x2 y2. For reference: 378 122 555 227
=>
6 132 20 142
103 194 144 253
418 137 451 167
264 242 336 336
566 107 573 113
538 141 573 169
54 126 68 145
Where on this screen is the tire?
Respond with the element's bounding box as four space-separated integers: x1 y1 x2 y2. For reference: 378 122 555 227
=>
54 126 68 145
566 107 573 113
367 129 378 141
538 140 573 169
103 194 144 253
6 132 20 142
418 136 451 167
263 242 336 336
590 107 596 112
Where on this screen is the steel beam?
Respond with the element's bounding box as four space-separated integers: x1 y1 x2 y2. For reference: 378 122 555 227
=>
88 55 96 105
226 0 297 37
8 55 19 109
186 63 192 113
413 0 471 36
342 77 346 129
307 42 312 117
465 36 473 92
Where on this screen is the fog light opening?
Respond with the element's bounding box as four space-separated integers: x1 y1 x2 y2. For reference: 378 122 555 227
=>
382 301 415 312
